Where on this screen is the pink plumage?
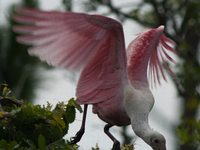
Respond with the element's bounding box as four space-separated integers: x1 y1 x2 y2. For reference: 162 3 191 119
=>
13 6 176 150
127 26 177 86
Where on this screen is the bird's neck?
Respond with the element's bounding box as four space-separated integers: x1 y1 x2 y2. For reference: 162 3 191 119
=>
123 81 155 145
131 115 155 145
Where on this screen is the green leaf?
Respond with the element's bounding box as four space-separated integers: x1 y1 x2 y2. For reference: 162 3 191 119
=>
2 87 12 97
23 139 34 146
50 126 63 140
92 143 100 150
51 120 57 126
65 106 75 123
24 139 37 150
121 144 134 150
58 119 66 129
52 110 62 122
0 139 8 148
0 112 4 118
52 139 65 148
176 128 189 143
38 134 46 150
7 141 19 149
10 108 21 117
68 98 83 113
11 143 21 150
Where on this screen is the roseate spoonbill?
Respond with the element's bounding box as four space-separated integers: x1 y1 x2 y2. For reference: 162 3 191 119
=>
13 7 176 150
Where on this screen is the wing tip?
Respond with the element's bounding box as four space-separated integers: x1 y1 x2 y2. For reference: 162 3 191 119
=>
148 27 177 88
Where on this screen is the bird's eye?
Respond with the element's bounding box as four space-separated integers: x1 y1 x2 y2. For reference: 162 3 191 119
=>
154 139 159 143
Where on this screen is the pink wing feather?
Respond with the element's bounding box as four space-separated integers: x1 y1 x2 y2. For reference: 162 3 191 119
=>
127 26 177 87
13 7 116 71
149 32 177 85
76 35 127 104
13 7 128 104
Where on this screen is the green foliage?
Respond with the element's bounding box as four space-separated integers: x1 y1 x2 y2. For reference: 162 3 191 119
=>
2 85 13 98
0 85 82 149
38 134 46 150
121 144 134 150
92 143 100 150
0 139 20 149
176 120 200 148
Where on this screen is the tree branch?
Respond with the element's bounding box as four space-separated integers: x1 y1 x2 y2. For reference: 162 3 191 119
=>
0 96 24 107
101 0 156 27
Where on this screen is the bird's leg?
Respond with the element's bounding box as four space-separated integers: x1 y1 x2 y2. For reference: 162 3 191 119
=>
104 124 121 150
69 104 88 145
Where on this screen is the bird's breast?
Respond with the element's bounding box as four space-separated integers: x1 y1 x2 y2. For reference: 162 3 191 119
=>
92 100 131 126
123 81 155 120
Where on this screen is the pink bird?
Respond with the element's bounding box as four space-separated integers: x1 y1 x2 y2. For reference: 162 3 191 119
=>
13 7 176 150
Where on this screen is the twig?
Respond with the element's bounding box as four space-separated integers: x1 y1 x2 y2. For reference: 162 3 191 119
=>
0 96 24 106
0 96 24 119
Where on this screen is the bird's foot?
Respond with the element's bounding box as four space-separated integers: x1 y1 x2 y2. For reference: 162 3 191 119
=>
112 141 121 150
69 128 85 145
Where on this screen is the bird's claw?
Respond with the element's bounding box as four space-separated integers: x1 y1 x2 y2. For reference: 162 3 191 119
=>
69 128 85 145
112 141 121 150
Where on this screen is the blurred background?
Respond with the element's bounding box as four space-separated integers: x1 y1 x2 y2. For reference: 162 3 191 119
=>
0 0 200 150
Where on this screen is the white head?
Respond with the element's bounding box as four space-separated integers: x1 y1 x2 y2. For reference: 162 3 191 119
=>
146 131 166 150
130 117 166 150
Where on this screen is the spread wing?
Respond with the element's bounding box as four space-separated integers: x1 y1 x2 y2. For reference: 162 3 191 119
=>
13 7 128 104
126 26 177 87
